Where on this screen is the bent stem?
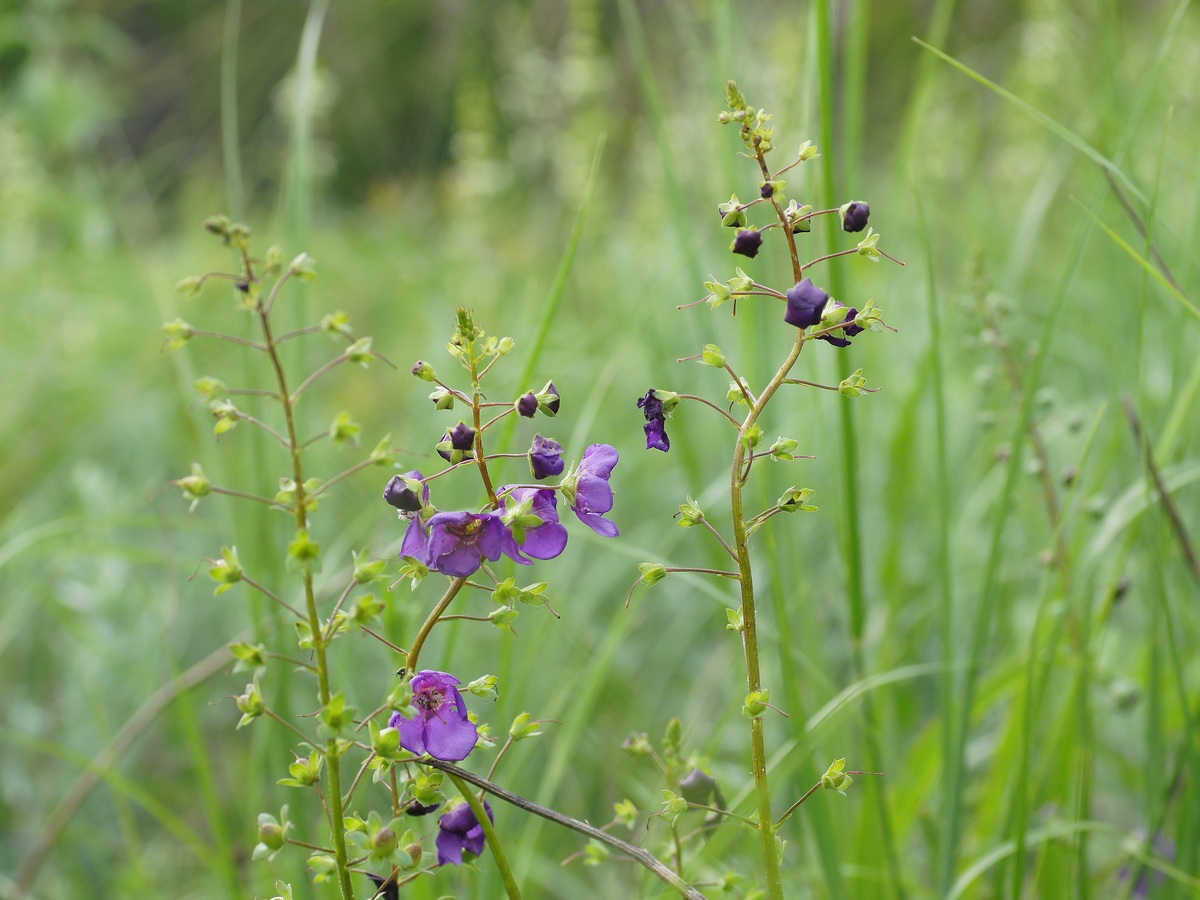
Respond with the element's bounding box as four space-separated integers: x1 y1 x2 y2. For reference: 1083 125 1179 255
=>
404 577 469 676
448 772 522 899
729 331 806 900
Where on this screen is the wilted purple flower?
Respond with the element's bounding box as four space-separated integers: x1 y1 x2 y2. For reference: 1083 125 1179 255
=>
816 305 865 349
384 470 427 513
388 670 478 762
436 800 494 866
731 228 763 258
637 390 670 452
517 392 538 418
785 278 830 329
564 444 619 537
501 486 568 561
405 800 442 816
840 201 870 233
528 434 565 479
423 510 525 577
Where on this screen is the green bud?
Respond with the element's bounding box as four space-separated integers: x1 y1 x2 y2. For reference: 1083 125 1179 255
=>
210 399 240 436
257 814 286 850
209 546 243 596
509 711 542 740
821 757 854 795
371 721 403 759
279 751 323 788
660 789 689 825
346 337 374 366
203 214 232 238
622 732 652 756
411 359 436 381
161 318 195 352
677 496 704 527
193 376 225 399
468 674 499 700
288 529 320 565
264 244 284 273
797 140 820 161
613 799 639 830
769 437 801 461
725 607 744 632
320 310 352 337
718 194 747 228
368 434 396 466
429 386 455 410
856 228 882 262
405 843 423 866
727 267 754 293
727 378 753 407
497 336 515 355
328 411 361 446
777 486 818 513
742 689 770 718
700 344 726 367
489 605 519 630
705 279 733 308
839 369 868 398
235 680 265 728
740 423 764 450
289 252 317 279
230 641 267 671
227 222 252 253
352 548 387 584
638 562 667 587
174 277 204 299
784 200 813 234
176 462 212 509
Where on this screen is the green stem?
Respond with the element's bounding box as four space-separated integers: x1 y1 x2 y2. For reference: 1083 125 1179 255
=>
258 298 355 900
730 331 806 900
448 773 521 899
404 577 468 676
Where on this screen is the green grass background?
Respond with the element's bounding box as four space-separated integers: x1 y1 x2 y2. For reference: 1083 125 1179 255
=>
2 0 1199 897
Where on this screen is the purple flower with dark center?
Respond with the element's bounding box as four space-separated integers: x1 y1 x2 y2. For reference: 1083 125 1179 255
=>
384 470 427 513
388 670 478 762
637 390 670 452
840 201 870 233
785 278 830 329
436 800 494 866
517 392 538 418
423 510 525 577
500 486 568 561
816 305 864 349
528 434 565 480
731 228 763 258
564 444 619 537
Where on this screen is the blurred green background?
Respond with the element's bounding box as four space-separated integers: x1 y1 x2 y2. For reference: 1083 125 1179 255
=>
3 0 1200 897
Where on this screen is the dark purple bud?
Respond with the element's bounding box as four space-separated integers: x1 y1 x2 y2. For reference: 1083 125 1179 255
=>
679 768 719 805
731 228 763 259
542 382 560 416
529 434 565 480
384 472 426 512
841 201 870 233
785 279 830 329
448 422 475 451
235 280 250 293
406 801 442 816
760 182 774 199
517 392 538 418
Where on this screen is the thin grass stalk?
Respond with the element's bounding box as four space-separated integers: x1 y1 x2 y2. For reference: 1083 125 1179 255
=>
220 0 245 219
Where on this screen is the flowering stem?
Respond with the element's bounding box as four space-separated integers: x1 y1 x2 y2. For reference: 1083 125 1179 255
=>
425 760 705 900
447 772 522 899
256 295 356 900
677 394 742 428
729 330 807 900
289 350 349 405
404 576 468 676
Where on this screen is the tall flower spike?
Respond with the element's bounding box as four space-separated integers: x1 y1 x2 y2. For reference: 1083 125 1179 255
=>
389 670 478 762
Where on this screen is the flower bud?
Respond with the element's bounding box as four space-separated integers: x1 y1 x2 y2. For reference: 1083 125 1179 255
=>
731 228 763 259
537 381 561 416
257 817 286 851
411 360 436 381
516 392 538 417
448 422 476 451
678 768 718 806
840 201 870 233
528 434 565 480
383 473 425 512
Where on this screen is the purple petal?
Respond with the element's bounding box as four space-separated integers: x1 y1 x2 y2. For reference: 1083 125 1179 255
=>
423 714 478 761
576 509 619 538
579 443 619 478
400 516 431 562
397 715 428 756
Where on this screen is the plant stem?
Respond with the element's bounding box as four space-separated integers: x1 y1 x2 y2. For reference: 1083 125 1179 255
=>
258 297 355 900
405 577 468 676
729 331 806 900
448 772 522 899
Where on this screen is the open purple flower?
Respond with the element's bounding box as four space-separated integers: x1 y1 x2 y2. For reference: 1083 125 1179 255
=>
423 510 524 577
731 228 763 258
528 434 565 479
436 799 494 866
564 444 619 537
389 670 478 762
501 486 568 561
637 390 670 452
384 470 427 513
785 278 830 329
840 200 870 233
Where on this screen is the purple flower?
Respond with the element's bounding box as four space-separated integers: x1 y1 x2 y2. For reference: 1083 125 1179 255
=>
436 800 494 866
384 470 427 513
528 434 565 479
388 670 478 762
731 228 763 258
785 278 830 329
840 200 870 233
448 422 475 450
564 444 619 537
516 392 538 418
637 390 670 452
501 486 568 561
423 510 525 577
